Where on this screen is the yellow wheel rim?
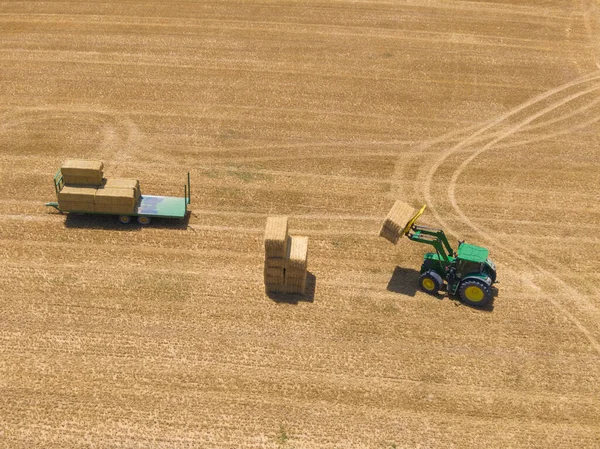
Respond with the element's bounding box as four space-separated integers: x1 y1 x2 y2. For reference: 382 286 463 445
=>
422 278 436 291
464 286 484 302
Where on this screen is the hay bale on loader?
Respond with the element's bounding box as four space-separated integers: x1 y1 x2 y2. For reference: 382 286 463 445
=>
60 160 104 186
379 200 417 244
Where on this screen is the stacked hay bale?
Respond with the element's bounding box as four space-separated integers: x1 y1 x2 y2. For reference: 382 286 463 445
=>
264 216 309 294
60 160 104 186
57 160 141 215
285 236 308 294
379 200 416 244
264 216 289 292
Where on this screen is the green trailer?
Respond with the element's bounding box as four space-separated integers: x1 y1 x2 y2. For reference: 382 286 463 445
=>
46 171 191 225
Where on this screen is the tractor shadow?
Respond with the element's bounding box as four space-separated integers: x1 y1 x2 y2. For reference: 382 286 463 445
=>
267 272 316 304
63 211 191 231
387 266 496 311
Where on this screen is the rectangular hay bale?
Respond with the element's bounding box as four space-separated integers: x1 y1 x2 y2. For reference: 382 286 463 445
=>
61 160 104 185
264 272 285 283
379 225 400 244
265 257 286 269
95 187 136 206
58 185 97 203
264 216 289 259
264 266 285 278
93 203 135 215
379 200 416 242
104 178 141 199
286 236 308 271
58 200 95 212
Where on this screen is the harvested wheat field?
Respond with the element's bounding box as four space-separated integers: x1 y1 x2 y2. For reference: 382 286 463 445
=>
1 1 600 447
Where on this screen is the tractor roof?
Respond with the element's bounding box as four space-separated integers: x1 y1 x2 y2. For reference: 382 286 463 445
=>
457 243 488 263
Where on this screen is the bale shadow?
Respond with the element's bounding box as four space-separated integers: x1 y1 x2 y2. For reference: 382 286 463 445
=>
267 272 316 304
63 210 191 231
386 266 421 297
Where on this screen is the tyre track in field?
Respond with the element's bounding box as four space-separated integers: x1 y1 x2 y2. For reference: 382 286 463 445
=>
421 72 600 354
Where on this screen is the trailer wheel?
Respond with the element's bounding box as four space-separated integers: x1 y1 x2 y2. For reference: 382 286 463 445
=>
137 216 151 225
118 215 132 224
459 279 492 308
419 271 442 295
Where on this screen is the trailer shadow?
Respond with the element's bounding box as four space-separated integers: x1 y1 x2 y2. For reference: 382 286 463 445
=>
63 211 191 230
267 272 316 304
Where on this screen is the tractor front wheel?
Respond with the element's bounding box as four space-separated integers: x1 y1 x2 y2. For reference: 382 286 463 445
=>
419 271 442 295
459 279 492 308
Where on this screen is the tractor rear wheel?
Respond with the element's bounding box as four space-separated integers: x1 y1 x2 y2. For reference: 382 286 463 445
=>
118 215 131 224
137 216 151 225
419 271 442 295
459 279 492 308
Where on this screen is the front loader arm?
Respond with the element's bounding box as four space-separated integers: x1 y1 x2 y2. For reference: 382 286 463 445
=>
407 225 455 262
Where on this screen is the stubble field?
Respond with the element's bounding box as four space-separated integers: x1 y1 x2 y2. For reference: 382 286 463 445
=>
1 1 600 447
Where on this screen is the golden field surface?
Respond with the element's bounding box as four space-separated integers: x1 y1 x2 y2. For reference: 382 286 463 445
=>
1 1 600 447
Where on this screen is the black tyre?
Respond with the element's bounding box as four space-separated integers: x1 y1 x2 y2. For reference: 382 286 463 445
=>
118 215 132 224
419 271 442 295
137 216 151 225
458 279 492 308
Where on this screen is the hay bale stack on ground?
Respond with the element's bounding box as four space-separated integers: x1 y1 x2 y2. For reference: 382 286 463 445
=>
61 160 104 186
264 217 309 295
264 216 289 292
379 200 416 244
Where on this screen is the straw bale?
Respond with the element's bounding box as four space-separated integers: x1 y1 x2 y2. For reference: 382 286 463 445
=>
58 200 95 212
285 270 307 285
264 216 289 258
381 200 415 233
61 160 104 185
265 283 286 293
265 258 286 269
58 185 97 203
62 175 103 186
264 267 285 278
95 187 136 206
379 201 416 243
264 275 285 285
94 203 135 215
286 236 308 271
379 226 400 244
104 178 141 199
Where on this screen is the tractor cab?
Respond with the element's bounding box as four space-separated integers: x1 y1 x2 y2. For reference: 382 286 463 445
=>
454 242 497 284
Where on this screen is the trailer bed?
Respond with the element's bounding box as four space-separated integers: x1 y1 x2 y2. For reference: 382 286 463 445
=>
136 195 187 218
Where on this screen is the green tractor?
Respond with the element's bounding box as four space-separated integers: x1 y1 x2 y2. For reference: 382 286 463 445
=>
411 223 497 307
383 204 497 307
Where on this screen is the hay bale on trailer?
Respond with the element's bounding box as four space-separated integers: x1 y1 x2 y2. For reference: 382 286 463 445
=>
61 160 104 186
103 178 141 200
94 187 136 215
